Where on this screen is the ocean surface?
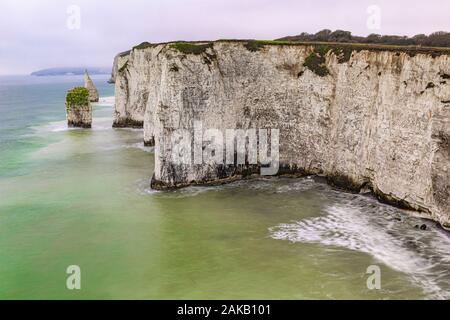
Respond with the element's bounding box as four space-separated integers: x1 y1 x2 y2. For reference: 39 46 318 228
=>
0 75 449 299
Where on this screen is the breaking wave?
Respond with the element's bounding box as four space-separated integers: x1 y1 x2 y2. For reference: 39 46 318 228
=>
270 197 450 299
35 117 113 133
138 174 450 298
100 142 153 153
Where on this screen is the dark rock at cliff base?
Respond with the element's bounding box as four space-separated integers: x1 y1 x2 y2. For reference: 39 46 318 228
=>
144 138 155 147
112 119 144 129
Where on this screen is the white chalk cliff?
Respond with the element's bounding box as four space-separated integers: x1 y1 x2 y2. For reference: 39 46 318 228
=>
113 41 450 229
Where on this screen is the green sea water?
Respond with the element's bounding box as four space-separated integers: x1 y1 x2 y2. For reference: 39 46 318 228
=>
0 75 449 299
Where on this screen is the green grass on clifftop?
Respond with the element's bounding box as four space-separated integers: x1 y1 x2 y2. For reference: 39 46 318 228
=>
129 39 450 57
66 87 89 109
132 42 154 50
244 40 294 52
303 45 356 76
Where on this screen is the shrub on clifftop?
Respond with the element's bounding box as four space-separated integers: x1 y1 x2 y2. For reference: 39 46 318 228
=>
303 46 330 77
169 42 213 55
66 87 89 109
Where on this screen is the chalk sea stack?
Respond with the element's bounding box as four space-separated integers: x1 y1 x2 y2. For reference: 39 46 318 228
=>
66 87 92 128
84 70 99 102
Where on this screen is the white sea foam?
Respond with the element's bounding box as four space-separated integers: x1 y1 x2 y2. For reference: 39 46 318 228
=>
139 175 450 298
113 127 144 132
101 142 154 153
135 178 160 196
270 200 450 299
34 117 113 133
137 180 214 198
128 142 153 153
93 96 115 107
30 95 115 133
41 120 81 132
139 176 319 199
135 177 216 198
136 175 449 299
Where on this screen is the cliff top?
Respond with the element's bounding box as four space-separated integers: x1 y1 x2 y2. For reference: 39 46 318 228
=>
129 40 450 57
66 87 89 109
277 29 450 48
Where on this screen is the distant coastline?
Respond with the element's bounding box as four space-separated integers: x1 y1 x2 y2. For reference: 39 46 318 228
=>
31 67 110 76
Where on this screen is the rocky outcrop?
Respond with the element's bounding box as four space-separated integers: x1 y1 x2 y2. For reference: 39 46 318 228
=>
115 40 450 228
66 87 92 128
84 70 99 102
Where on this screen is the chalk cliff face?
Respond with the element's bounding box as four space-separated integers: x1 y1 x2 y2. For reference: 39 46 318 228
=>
67 104 92 128
108 50 131 83
114 41 450 228
112 49 151 129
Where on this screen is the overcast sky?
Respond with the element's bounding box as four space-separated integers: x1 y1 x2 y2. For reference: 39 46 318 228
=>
0 0 449 75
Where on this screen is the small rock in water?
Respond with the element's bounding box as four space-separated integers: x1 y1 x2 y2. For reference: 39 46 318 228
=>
84 70 99 102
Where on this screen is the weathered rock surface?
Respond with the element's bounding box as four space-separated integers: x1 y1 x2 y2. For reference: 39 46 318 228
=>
114 41 450 228
66 87 92 128
112 49 148 129
108 50 131 84
84 70 99 102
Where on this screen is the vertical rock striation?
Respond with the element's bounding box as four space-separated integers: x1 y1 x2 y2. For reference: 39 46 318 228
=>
108 50 131 84
114 41 450 228
66 87 92 128
112 47 147 129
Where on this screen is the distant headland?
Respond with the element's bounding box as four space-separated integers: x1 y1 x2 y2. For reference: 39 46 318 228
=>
31 67 110 76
